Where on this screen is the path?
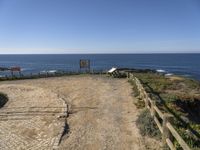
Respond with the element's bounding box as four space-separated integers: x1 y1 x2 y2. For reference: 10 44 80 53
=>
0 75 155 150
50 76 145 150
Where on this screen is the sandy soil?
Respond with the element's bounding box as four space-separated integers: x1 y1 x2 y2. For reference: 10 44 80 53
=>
0 75 161 150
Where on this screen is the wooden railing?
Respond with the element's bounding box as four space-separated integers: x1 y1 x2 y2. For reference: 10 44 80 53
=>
127 73 191 150
0 70 106 81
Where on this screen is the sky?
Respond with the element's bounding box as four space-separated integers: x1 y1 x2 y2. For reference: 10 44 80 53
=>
0 0 200 54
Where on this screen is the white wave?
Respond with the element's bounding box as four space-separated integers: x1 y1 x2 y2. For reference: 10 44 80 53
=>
48 70 57 73
156 69 166 73
165 73 173 76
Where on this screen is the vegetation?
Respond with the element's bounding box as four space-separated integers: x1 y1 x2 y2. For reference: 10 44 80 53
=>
136 109 161 139
128 79 145 109
0 92 8 108
130 72 200 148
129 79 140 97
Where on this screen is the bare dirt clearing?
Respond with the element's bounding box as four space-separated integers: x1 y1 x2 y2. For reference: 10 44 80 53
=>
0 84 65 150
0 75 160 150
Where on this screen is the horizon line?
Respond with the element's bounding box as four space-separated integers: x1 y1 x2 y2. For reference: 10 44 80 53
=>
0 52 200 55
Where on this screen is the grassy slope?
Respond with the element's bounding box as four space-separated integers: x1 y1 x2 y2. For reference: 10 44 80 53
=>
130 72 200 148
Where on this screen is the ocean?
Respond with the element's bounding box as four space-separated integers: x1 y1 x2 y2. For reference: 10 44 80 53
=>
0 54 200 80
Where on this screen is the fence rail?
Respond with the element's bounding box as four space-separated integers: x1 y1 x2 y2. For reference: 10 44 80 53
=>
0 70 106 81
127 72 191 150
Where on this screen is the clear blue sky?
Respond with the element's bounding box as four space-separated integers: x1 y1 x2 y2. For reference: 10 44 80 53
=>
0 0 200 54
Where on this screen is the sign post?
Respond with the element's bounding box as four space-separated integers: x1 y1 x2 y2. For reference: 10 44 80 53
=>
80 59 90 73
10 66 21 77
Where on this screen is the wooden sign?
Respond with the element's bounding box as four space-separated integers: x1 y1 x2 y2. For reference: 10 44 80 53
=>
80 59 90 69
10 67 21 72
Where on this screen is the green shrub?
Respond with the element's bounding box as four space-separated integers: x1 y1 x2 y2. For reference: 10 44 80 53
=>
183 79 200 90
136 109 161 139
160 93 178 103
128 79 145 109
175 126 200 149
134 98 145 109
128 79 140 97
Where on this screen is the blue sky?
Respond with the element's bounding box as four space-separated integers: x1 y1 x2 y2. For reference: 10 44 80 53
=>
0 0 200 54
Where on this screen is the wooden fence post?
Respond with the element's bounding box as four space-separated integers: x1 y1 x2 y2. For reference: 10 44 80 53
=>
162 113 174 146
150 100 156 116
138 86 143 100
143 92 148 108
130 73 133 79
127 72 130 78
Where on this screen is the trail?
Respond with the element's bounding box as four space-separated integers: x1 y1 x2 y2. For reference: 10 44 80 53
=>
56 76 145 150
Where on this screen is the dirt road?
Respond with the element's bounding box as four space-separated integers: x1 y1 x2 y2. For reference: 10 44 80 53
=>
20 75 145 149
0 75 160 150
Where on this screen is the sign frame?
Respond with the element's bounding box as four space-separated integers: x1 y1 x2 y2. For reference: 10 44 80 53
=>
79 59 90 69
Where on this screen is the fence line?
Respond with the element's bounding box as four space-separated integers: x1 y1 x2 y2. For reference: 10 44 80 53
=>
127 72 191 150
0 70 106 81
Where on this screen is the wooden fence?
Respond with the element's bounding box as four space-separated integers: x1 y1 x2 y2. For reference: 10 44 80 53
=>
127 73 191 150
0 70 106 81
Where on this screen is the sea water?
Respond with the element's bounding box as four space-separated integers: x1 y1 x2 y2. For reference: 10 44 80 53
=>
0 54 199 80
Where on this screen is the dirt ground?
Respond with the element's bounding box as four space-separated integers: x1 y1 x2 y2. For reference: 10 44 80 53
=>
0 75 161 150
0 84 65 149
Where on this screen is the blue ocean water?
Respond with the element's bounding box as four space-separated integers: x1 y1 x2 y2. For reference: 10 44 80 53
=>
0 54 200 80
